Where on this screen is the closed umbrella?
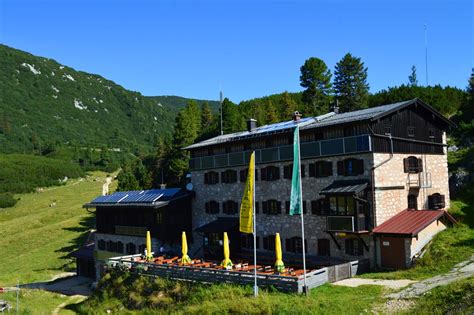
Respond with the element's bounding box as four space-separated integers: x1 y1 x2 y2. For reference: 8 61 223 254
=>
220 232 233 269
146 231 153 261
181 231 192 265
274 233 285 273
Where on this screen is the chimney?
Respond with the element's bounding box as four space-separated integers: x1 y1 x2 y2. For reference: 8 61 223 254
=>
160 183 167 189
292 111 302 122
332 100 340 114
247 118 257 132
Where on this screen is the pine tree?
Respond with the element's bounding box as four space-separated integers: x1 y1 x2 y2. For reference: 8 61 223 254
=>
334 53 369 112
117 165 140 191
409 66 418 86
222 98 243 133
201 102 213 131
265 100 279 124
300 57 332 115
280 91 297 119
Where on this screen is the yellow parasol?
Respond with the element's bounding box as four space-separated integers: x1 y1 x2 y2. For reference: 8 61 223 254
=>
146 230 153 261
220 232 233 269
274 233 285 273
181 231 192 265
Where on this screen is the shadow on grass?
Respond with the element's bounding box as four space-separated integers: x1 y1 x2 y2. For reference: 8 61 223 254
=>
55 214 96 258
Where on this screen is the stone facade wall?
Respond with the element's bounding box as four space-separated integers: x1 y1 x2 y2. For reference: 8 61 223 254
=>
373 153 450 226
190 153 375 263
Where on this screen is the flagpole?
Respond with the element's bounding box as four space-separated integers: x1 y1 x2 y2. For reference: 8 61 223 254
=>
252 150 258 297
297 127 308 295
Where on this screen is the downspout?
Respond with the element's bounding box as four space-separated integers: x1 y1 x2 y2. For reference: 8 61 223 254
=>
368 126 394 269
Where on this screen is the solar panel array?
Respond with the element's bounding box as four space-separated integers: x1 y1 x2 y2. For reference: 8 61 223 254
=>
90 188 181 205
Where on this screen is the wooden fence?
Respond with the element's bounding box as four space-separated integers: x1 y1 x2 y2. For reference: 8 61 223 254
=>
106 255 364 294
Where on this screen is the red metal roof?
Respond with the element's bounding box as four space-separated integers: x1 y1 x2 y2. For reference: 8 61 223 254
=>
373 209 456 236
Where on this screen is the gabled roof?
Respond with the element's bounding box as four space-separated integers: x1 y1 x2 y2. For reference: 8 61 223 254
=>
185 98 454 150
372 209 456 236
84 188 190 208
320 180 369 195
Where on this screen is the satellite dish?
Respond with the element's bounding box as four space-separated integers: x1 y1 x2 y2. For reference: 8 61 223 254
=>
186 183 193 191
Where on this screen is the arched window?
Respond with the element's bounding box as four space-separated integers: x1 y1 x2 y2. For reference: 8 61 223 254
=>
117 241 124 253
403 156 423 173
221 170 237 183
204 171 219 185
337 158 364 176
106 240 114 252
205 200 220 214
222 200 238 214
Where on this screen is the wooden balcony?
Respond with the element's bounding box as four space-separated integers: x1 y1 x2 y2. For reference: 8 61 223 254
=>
326 215 369 233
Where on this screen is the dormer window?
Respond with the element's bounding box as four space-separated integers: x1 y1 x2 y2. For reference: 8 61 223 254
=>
407 126 415 137
384 126 391 136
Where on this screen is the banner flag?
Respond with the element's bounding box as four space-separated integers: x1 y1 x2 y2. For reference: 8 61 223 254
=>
239 151 255 233
289 126 302 215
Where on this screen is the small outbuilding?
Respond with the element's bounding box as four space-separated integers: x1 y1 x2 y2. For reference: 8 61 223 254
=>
373 209 456 269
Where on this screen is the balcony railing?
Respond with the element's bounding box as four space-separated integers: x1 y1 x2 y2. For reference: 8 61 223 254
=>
115 225 147 237
189 134 371 171
327 215 368 232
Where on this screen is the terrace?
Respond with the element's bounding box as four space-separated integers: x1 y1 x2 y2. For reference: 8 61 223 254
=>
106 254 366 293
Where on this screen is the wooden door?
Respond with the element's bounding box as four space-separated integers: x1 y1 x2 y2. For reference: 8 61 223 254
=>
380 236 407 269
318 238 331 256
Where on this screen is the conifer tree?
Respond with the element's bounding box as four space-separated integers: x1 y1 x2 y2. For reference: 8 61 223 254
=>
280 91 297 119
265 99 279 124
334 53 369 112
300 57 332 115
201 102 213 131
117 165 140 191
222 98 243 133
409 66 418 86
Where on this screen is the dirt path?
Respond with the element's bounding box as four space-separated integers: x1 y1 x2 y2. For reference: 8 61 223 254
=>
333 278 416 289
52 295 87 315
387 254 474 299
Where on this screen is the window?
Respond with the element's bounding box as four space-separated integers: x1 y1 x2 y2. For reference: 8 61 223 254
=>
126 242 136 255
117 241 124 253
311 198 328 215
138 244 146 254
407 195 418 210
285 200 307 214
205 232 220 246
255 201 260 214
98 239 106 250
283 164 292 179
204 171 219 185
261 166 280 181
345 239 364 256
263 200 281 215
327 196 358 216
156 210 163 224
309 161 332 177
240 168 248 182
384 126 392 136
286 237 307 253
403 156 423 173
106 240 116 252
337 158 364 176
205 201 220 214
429 129 435 139
241 234 259 249
407 126 415 137
222 200 238 214
221 170 237 184
428 193 446 210
263 235 276 251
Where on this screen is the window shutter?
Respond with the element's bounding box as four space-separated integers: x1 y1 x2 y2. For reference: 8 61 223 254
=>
428 195 434 209
204 173 209 184
286 238 293 252
285 201 290 214
261 168 267 181
439 194 446 208
301 164 306 178
256 236 260 249
304 239 308 253
205 202 209 213
240 169 246 182
275 167 280 180
221 171 226 183
337 161 344 175
417 158 423 173
311 200 317 214
255 201 259 214
277 201 282 214
223 202 228 214
284 165 290 179
262 201 268 214
403 158 409 173
263 237 269 250
309 163 316 177
303 201 307 214
325 161 333 176
255 169 259 181
355 159 364 175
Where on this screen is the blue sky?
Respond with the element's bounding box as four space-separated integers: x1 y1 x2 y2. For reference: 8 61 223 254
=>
0 0 472 102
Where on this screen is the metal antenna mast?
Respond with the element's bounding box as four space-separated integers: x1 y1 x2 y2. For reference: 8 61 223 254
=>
220 90 224 135
424 23 428 86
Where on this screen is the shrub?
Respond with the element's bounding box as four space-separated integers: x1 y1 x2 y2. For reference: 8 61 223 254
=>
0 194 17 208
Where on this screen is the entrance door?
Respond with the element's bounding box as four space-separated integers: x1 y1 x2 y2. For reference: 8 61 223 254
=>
380 236 407 269
318 239 331 256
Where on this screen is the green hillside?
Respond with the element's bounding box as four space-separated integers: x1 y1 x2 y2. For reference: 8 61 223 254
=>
0 44 218 153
